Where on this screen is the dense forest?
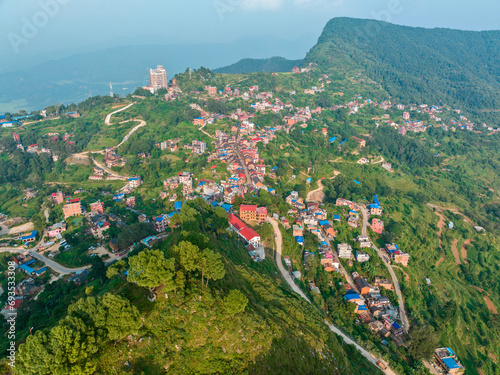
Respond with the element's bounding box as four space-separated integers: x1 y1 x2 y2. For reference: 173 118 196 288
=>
305 17 500 118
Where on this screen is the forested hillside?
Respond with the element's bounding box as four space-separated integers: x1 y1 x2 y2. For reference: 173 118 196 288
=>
214 57 303 74
305 18 500 116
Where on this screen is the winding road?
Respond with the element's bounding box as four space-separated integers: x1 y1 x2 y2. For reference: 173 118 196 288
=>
105 103 135 125
267 217 395 374
306 178 325 203
357 204 410 333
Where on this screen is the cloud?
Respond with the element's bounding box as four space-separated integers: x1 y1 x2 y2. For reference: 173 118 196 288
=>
240 0 284 11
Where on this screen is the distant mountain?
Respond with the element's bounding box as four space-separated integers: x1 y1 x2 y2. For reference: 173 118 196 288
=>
214 56 303 74
304 17 500 113
0 34 316 112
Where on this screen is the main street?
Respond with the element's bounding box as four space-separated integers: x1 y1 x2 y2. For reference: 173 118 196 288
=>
267 216 396 375
357 204 410 333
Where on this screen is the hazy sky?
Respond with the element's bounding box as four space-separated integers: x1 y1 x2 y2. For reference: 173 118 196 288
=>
1 0 499 66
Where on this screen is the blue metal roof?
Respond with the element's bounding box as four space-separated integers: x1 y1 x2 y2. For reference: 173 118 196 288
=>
24 259 36 266
333 215 340 220
345 293 361 300
318 220 329 226
19 264 35 274
221 204 232 212
442 358 460 370
357 305 368 311
446 348 456 356
35 267 47 275
392 322 401 330
174 201 182 211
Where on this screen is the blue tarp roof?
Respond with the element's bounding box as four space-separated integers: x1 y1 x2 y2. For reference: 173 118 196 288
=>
155 216 165 222
369 204 381 209
306 178 312 183
198 181 206 186
392 322 401 330
318 220 329 226
446 348 456 356
167 212 176 218
329 137 337 143
174 201 182 211
221 204 232 212
442 358 460 370
295 236 304 243
272 166 278 170
353 180 360 184
374 195 380 206
321 241 328 246
357 305 368 311
333 215 340 220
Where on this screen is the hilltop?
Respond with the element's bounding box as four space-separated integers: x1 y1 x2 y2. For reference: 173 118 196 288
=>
305 17 500 116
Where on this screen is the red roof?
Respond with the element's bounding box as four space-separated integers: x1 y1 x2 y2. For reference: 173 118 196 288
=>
240 204 257 212
69 198 81 203
4 299 22 311
228 214 246 231
239 227 260 242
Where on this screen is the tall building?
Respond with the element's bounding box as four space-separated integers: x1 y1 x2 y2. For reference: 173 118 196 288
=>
63 198 83 219
149 65 168 91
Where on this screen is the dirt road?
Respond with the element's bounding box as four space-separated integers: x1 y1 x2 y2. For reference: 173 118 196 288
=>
306 178 325 203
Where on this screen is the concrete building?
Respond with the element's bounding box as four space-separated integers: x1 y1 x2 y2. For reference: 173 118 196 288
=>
149 65 168 91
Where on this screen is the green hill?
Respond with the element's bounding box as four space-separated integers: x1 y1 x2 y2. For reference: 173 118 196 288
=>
304 17 500 114
214 56 303 74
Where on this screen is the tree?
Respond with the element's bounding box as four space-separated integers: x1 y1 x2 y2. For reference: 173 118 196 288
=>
127 250 176 294
199 249 225 288
15 316 100 375
88 256 106 284
213 206 229 235
407 322 439 360
68 294 141 343
173 241 201 272
106 259 126 279
223 290 248 317
174 270 186 297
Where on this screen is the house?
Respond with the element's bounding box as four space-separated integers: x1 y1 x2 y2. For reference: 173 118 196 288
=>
51 190 64 205
292 225 303 237
371 218 384 234
356 251 370 263
337 243 353 259
347 216 359 228
91 221 110 239
193 117 205 126
369 204 383 216
355 277 371 295
154 215 168 232
48 222 66 238
386 243 410 267
344 291 363 304
373 277 393 290
89 201 105 214
352 136 366 147
141 236 159 248
256 207 267 224
126 196 136 208
128 176 142 188
323 224 336 238
62 198 83 219
434 348 465 375
357 236 371 248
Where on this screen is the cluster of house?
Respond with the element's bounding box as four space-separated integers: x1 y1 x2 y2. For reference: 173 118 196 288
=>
183 140 207 155
384 243 410 267
89 166 128 181
343 273 405 345
105 148 125 168
335 198 360 228
12 254 48 278
156 138 180 152
164 171 194 198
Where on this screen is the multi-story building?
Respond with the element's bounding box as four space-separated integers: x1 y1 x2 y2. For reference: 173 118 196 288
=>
51 190 64 205
63 198 83 219
89 201 105 215
434 348 465 375
356 251 370 263
256 207 267 223
240 205 258 222
126 197 136 208
149 65 168 91
371 218 384 234
192 140 206 155
337 243 353 259
47 222 66 238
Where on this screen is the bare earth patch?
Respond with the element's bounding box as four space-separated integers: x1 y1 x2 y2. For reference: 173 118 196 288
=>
451 239 461 265
471 286 498 315
435 254 445 268
461 239 472 264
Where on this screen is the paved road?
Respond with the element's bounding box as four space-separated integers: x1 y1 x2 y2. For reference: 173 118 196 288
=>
114 119 147 149
267 217 395 374
0 245 89 275
105 102 135 125
357 204 410 333
267 217 310 302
